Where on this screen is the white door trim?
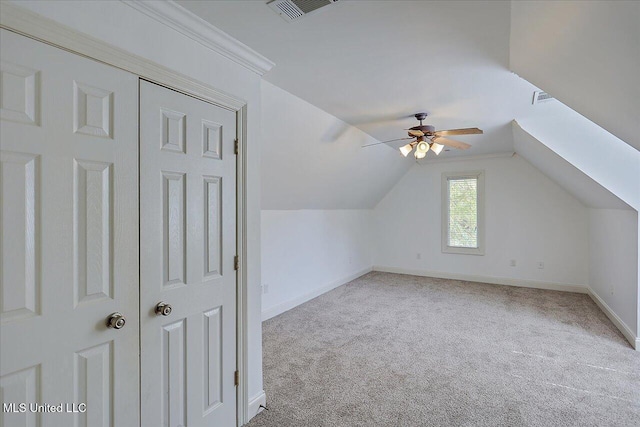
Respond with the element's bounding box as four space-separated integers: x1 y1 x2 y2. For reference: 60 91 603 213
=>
1 3 253 424
236 105 250 423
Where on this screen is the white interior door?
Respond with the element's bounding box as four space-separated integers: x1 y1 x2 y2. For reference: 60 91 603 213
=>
139 81 237 427
0 30 139 427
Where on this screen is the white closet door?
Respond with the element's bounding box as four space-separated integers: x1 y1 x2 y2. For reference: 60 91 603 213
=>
139 81 237 427
0 30 139 427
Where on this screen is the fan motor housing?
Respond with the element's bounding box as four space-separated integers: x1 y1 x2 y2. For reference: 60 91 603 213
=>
408 125 435 136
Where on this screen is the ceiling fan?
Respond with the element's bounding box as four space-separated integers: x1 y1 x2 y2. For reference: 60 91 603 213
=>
363 113 483 159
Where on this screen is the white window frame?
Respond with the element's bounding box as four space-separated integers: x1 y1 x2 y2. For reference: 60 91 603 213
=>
441 170 485 255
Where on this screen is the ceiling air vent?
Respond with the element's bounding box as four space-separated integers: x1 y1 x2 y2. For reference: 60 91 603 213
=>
268 0 338 22
532 90 554 104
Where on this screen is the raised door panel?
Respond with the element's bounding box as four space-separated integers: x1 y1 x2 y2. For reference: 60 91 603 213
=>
0 365 40 427
162 320 187 427
162 172 187 288
73 81 113 138
203 307 222 413
0 61 40 125
161 109 186 154
73 160 113 307
0 151 40 323
74 342 113 427
204 176 222 279
202 120 222 159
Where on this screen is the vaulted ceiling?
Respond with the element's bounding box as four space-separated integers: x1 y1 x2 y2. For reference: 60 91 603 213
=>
178 0 536 157
177 0 637 211
512 122 631 210
510 0 640 151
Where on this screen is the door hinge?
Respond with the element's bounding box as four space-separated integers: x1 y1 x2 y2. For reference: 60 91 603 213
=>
234 370 239 386
234 139 238 155
234 255 239 271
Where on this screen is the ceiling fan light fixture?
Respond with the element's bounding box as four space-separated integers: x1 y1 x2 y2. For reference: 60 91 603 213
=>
360 113 482 158
430 142 444 155
416 138 429 154
399 143 413 157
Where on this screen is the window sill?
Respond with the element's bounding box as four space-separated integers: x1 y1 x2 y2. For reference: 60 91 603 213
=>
442 246 485 256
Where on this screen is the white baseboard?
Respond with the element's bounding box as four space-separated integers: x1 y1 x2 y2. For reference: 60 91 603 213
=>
247 390 266 421
587 287 638 350
373 265 588 294
261 267 373 321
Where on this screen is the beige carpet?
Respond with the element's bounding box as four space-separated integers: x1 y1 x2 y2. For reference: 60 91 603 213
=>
248 272 640 427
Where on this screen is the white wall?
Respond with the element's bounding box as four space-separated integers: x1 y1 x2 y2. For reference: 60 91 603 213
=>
510 1 640 151
258 82 387 320
260 210 373 319
10 0 267 410
373 155 589 288
260 80 412 210
261 81 382 320
589 209 639 338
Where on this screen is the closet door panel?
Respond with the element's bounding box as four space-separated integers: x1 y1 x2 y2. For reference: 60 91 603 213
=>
140 80 237 427
0 29 139 427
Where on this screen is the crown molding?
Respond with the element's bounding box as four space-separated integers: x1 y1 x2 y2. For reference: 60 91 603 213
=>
121 0 275 76
0 1 246 110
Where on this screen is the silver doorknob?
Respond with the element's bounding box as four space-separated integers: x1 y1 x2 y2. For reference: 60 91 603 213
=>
107 312 126 329
155 302 172 316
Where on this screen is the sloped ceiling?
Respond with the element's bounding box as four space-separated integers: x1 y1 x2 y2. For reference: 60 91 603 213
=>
512 122 631 210
510 1 640 150
178 0 535 156
515 99 640 211
261 81 412 209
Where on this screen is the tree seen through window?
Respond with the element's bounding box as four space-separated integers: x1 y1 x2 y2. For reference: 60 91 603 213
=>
448 178 478 248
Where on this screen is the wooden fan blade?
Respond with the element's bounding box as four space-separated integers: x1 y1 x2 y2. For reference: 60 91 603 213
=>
432 137 471 150
361 137 413 148
408 130 424 137
434 127 483 136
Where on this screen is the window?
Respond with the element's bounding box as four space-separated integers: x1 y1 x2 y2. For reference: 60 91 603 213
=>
442 171 484 255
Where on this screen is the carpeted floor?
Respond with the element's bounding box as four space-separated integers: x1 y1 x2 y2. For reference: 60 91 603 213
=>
247 272 640 427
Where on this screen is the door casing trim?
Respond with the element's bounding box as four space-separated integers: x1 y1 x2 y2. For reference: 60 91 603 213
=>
1 3 253 424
